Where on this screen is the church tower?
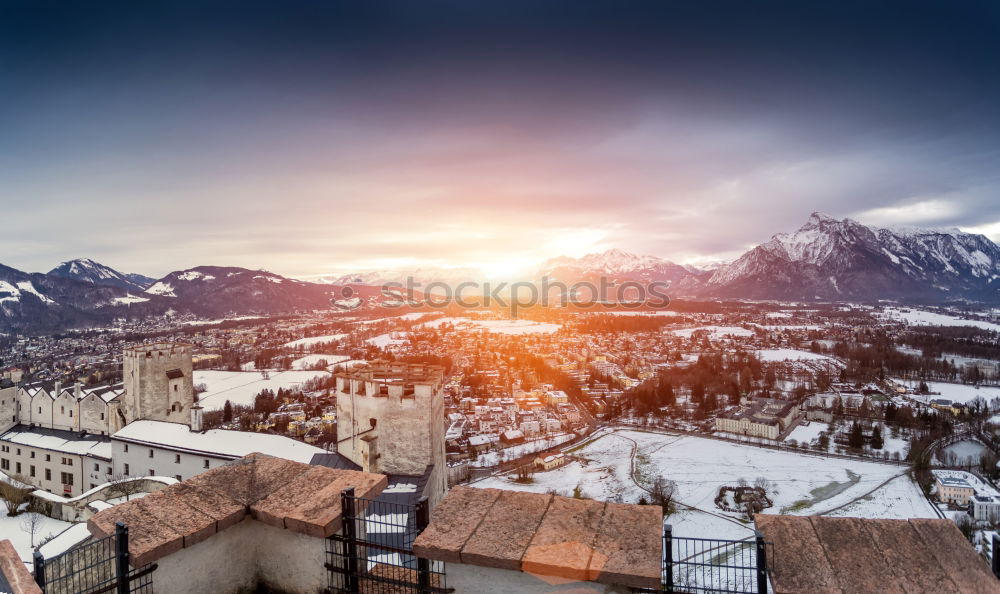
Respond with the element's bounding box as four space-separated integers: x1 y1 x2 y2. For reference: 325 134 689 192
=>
121 343 195 426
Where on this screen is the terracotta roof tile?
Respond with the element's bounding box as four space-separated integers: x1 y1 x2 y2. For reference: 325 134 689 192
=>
88 454 386 566
411 486 502 563
0 539 43 594
414 488 663 589
522 496 605 581
461 490 553 570
757 515 1000 594
588 502 662 589
753 515 840 594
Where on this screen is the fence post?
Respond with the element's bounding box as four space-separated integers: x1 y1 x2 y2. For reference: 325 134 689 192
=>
664 524 673 593
993 533 1000 579
416 496 431 593
33 551 45 590
115 522 130 594
755 530 768 594
341 488 360 593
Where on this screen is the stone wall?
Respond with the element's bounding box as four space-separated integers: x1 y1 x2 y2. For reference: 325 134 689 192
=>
122 343 194 426
153 518 327 594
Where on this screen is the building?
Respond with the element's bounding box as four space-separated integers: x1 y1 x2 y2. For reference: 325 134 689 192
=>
972 494 1000 523
715 398 799 440
110 419 325 482
936 476 975 505
120 343 195 426
333 361 448 506
0 426 112 496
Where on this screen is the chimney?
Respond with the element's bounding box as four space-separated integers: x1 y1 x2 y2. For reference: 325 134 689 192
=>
360 435 378 473
191 404 204 432
74 382 82 399
54 380 62 396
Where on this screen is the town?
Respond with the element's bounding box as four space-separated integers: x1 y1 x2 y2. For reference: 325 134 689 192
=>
2 301 1000 591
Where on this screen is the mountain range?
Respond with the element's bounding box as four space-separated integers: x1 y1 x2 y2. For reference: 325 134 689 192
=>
1 213 998 333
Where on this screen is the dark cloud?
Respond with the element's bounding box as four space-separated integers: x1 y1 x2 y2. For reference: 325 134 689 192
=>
1 1 999 276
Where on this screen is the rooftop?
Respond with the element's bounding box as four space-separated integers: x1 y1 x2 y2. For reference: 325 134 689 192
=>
412 485 663 589
0 425 112 459
756 514 998 593
111 420 324 463
87 454 387 566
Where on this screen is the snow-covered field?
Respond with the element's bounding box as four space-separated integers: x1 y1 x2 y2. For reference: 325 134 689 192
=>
670 326 753 338
908 381 1000 404
193 369 330 411
471 433 576 468
754 348 837 363
366 332 410 347
0 473 73 565
417 317 561 334
881 307 1000 333
784 421 828 445
290 354 350 370
283 333 349 348
474 429 936 540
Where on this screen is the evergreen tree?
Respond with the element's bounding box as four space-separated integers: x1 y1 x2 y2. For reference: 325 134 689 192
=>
848 421 865 449
870 424 883 450
223 400 233 423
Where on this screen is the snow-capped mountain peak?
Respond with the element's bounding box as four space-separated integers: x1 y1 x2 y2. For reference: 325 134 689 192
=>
48 258 153 291
705 213 1000 301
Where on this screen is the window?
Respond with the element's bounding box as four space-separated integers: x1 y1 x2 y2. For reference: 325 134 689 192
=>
45 469 51 481
45 454 51 462
101 413 105 420
174 454 180 464
15 448 20 456
123 463 129 475
30 451 35 459
175 475 182 482
61 406 64 414
15 462 20 474
29 465 35 477
148 449 154 459
149 469 155 476
69 410 73 418
60 472 74 486
0 459 8 470
124 444 129 453
203 459 210 469
94 463 100 471
0 446 6 453
38 407 41 414
61 457 72 466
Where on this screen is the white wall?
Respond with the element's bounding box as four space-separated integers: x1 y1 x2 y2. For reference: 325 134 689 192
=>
152 517 327 594
446 562 629 593
112 439 230 482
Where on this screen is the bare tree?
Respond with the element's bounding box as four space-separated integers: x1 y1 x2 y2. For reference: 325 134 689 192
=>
107 474 145 502
21 510 42 547
0 476 32 516
650 476 678 515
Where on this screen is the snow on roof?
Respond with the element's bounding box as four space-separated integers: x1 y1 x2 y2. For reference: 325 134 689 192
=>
37 523 92 558
111 420 324 463
937 476 973 488
0 426 112 459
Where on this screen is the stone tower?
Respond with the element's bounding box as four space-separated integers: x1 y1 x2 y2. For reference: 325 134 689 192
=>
336 361 447 506
122 343 195 426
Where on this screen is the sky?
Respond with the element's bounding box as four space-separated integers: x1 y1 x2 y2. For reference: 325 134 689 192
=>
2 1 1000 279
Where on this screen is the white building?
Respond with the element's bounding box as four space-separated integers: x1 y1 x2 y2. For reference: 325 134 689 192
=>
111 420 324 482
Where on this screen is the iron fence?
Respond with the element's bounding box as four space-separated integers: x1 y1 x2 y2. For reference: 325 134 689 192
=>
33 523 156 594
649 525 773 594
326 487 449 593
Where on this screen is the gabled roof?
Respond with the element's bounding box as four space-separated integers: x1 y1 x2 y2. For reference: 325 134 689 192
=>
756 514 999 593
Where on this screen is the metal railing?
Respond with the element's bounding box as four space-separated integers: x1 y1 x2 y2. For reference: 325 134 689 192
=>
33 522 156 594
326 488 450 593
654 525 773 593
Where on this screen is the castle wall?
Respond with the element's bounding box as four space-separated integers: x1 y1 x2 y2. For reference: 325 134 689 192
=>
122 343 194 426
